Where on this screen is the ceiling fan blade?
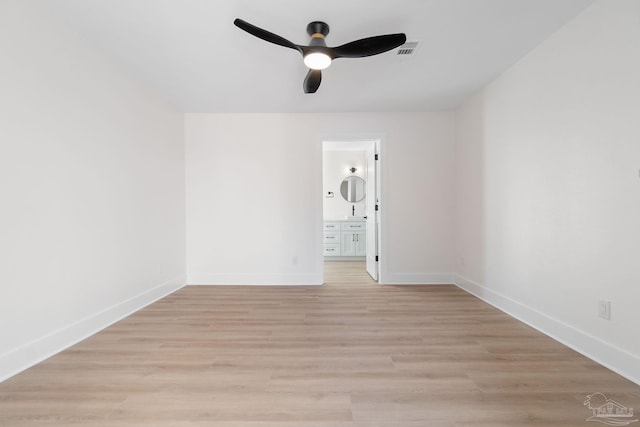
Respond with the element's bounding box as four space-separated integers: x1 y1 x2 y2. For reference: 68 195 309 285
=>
331 33 407 58
234 19 302 53
303 69 322 94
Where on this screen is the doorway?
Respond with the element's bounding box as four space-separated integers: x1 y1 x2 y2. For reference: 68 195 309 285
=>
322 140 380 282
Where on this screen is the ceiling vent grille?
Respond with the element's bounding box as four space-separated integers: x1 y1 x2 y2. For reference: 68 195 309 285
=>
397 41 419 56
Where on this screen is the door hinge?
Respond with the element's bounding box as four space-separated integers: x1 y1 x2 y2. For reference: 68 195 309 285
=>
375 205 379 211
375 154 379 161
375 255 379 262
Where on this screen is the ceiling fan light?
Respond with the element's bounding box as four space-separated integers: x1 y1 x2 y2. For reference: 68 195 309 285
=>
304 52 331 70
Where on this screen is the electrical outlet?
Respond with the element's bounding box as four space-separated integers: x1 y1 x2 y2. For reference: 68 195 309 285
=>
598 300 611 320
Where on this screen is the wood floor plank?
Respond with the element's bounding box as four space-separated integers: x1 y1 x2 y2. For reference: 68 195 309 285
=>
0 261 638 426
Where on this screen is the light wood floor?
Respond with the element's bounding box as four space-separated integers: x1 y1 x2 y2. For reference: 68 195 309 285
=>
1 262 638 426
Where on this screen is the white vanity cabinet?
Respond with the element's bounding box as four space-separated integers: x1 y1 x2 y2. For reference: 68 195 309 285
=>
341 229 366 256
323 220 366 258
323 222 341 256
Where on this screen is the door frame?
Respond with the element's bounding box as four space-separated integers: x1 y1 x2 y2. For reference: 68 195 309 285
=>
318 135 385 284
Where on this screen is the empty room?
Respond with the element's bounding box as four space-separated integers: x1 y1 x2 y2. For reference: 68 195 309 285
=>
1 0 639 425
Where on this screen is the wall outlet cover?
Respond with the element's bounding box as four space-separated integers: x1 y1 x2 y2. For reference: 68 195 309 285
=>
598 300 611 320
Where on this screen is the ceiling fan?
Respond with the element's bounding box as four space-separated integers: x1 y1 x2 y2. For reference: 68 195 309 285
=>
234 19 407 94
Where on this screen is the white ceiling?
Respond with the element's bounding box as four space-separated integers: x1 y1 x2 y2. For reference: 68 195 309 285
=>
40 0 593 113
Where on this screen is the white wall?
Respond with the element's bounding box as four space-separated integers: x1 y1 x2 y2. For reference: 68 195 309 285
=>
454 0 640 383
323 149 367 220
0 1 186 381
186 112 455 285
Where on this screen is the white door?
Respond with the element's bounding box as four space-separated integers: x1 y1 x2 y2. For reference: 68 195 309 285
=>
365 143 378 280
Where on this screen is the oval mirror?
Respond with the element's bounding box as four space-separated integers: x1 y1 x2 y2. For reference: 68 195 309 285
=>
340 176 366 202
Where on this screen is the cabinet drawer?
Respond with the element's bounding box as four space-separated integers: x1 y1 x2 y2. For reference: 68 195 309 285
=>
323 222 340 231
323 245 341 256
323 231 340 243
341 222 365 231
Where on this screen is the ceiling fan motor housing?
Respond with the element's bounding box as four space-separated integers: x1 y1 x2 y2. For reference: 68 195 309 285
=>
307 21 330 37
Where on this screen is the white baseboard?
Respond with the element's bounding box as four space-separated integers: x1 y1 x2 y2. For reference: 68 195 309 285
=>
453 274 640 386
0 276 185 383
324 256 366 262
380 272 453 285
188 273 323 286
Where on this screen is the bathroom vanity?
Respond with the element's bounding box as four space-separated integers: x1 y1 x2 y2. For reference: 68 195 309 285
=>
323 220 366 259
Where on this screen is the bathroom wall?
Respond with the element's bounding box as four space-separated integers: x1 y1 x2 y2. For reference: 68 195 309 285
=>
323 149 367 220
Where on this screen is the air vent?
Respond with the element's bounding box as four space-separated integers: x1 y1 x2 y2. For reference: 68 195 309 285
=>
397 41 419 56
